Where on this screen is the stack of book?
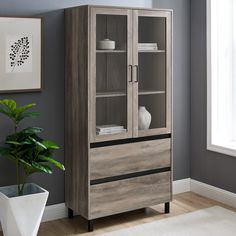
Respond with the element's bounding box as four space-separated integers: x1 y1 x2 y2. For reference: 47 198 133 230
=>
138 43 158 51
96 124 127 135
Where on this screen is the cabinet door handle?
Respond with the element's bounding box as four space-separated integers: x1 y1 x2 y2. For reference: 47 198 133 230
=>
128 65 133 82
134 65 139 83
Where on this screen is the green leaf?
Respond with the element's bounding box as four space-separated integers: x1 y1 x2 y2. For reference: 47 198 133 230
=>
18 158 32 168
0 108 12 117
21 127 43 135
15 147 32 158
0 100 39 125
39 155 65 170
18 159 38 174
5 141 21 145
32 161 52 174
5 140 31 146
21 127 43 134
16 103 36 114
41 140 59 150
16 112 40 123
6 127 43 142
0 99 16 111
0 99 65 179
29 137 47 150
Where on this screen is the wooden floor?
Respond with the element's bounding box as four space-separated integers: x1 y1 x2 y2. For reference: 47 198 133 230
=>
1 192 235 235
36 192 236 235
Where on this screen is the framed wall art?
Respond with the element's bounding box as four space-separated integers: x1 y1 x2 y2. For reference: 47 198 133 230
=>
0 17 42 93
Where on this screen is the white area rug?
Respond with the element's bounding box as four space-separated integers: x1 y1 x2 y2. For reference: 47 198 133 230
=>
98 206 236 236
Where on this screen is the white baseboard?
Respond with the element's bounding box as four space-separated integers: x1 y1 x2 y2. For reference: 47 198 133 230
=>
1 178 236 228
190 179 236 208
173 178 191 194
42 203 67 222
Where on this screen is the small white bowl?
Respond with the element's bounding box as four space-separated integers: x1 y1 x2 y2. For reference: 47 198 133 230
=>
97 39 115 50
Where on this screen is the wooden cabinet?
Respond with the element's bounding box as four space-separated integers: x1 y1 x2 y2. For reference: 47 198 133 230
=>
65 5 172 232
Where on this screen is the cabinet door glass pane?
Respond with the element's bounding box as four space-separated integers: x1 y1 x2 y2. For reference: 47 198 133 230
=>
96 14 128 136
138 16 167 130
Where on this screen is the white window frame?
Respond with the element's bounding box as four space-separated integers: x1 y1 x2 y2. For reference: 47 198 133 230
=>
207 0 236 157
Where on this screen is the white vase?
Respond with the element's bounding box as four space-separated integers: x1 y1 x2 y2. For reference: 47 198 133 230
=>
0 183 49 236
138 106 152 130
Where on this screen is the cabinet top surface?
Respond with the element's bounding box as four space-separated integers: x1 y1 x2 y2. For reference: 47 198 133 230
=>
65 5 173 13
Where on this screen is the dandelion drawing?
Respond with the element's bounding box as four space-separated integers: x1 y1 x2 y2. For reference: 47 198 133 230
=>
9 36 30 72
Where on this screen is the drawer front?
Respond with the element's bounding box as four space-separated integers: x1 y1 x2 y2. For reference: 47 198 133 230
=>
90 172 171 219
90 139 171 180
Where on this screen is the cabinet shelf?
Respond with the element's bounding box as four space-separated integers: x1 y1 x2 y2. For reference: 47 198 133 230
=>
139 90 166 95
96 90 165 98
96 91 127 98
96 50 126 53
138 50 165 53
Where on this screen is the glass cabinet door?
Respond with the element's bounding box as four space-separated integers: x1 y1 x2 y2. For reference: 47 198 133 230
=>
90 8 132 142
132 10 172 137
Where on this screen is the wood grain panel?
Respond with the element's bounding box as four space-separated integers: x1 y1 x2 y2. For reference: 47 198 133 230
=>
90 172 171 219
89 7 133 143
65 6 89 218
90 139 171 180
132 10 172 138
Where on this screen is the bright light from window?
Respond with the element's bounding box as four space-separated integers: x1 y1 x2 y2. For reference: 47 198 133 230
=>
207 0 236 156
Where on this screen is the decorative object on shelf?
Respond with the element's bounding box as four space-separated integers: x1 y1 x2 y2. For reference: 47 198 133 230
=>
97 39 115 50
138 106 152 130
0 99 65 236
0 17 42 93
138 43 158 51
96 124 126 135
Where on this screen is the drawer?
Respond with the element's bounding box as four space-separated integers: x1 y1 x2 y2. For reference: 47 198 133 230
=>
90 139 171 180
90 171 171 219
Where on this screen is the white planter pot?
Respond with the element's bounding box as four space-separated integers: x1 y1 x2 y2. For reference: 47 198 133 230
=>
0 183 49 236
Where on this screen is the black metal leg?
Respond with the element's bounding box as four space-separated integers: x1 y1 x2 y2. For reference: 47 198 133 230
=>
165 202 170 214
88 220 94 232
68 208 74 219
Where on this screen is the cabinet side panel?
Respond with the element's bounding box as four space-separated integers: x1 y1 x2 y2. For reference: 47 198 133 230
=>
65 6 89 218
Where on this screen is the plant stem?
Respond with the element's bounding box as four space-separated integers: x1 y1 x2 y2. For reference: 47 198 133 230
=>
17 159 20 196
19 182 25 196
20 172 29 196
14 121 21 196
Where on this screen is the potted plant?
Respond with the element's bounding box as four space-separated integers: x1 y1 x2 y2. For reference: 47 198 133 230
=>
0 99 65 236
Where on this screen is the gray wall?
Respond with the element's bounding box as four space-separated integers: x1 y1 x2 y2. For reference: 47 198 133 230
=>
153 0 191 180
0 0 191 205
0 10 65 205
0 0 153 205
190 0 236 194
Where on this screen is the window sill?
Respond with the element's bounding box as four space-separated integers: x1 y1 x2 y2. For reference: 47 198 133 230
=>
207 141 236 157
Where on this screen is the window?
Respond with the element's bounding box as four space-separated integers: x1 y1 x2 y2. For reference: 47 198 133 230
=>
207 0 236 156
